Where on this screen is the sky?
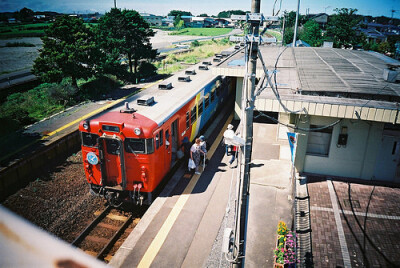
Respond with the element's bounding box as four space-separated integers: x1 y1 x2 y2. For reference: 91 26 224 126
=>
0 0 399 19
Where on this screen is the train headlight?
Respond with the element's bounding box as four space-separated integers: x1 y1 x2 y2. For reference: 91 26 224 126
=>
134 127 141 136
83 122 89 130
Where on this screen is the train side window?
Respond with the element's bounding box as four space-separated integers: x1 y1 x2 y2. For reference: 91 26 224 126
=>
186 112 190 129
160 130 164 146
146 138 154 153
198 98 204 116
216 86 221 96
211 88 216 103
156 133 160 149
204 93 210 109
81 132 99 147
190 106 196 125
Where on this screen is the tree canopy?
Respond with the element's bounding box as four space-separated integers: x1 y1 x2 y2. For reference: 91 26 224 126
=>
168 10 193 17
14 7 34 22
97 8 157 79
299 20 323 47
32 15 97 88
327 8 362 48
217 10 247 18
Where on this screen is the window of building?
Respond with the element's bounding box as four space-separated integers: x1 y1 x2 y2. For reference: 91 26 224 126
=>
306 125 333 156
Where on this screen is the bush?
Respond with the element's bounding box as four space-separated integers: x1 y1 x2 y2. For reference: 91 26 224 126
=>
80 75 122 99
191 40 200 47
138 62 157 79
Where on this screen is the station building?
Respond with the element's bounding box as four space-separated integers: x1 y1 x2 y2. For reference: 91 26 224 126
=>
214 46 400 183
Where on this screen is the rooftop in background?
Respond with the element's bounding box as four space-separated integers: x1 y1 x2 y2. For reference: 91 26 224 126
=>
214 46 400 123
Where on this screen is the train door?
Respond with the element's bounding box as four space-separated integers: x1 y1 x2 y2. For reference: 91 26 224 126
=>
164 127 172 171
155 130 165 176
99 137 126 189
170 119 179 167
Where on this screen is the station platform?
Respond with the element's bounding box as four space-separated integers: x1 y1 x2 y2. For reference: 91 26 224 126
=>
110 121 293 268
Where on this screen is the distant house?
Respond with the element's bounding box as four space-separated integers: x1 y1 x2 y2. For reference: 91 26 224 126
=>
162 16 174 27
358 28 387 43
306 13 329 29
191 17 205 28
181 16 193 27
7 18 17 24
140 13 163 26
215 18 229 28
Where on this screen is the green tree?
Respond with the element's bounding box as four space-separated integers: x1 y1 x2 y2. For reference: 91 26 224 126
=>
327 8 361 48
168 10 193 17
299 20 323 47
175 19 185 30
283 27 294 45
217 10 246 18
199 13 208 17
14 7 34 22
174 14 183 28
32 15 97 88
97 8 157 80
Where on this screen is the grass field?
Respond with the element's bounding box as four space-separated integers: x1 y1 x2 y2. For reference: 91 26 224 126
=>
155 39 232 75
170 28 232 36
266 30 282 41
0 22 97 38
0 23 49 37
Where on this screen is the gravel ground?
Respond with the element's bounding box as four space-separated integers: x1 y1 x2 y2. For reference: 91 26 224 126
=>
2 151 108 243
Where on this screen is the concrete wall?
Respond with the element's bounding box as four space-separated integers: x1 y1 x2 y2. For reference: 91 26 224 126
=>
291 115 383 180
0 131 81 201
235 77 243 120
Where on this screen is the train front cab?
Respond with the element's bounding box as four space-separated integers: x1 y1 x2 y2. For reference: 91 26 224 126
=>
79 116 181 206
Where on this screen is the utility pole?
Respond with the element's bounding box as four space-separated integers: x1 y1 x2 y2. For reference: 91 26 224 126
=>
282 11 287 46
114 0 117 9
232 0 260 267
292 0 300 47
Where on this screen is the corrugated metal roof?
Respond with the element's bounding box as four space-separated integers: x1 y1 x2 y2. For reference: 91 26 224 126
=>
213 46 400 123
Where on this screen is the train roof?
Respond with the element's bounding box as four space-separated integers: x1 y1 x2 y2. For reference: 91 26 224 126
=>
94 60 222 127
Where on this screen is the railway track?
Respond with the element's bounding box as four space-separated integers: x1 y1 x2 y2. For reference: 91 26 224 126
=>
71 205 138 262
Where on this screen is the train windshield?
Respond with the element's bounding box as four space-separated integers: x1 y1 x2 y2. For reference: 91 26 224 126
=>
81 132 99 147
125 138 154 154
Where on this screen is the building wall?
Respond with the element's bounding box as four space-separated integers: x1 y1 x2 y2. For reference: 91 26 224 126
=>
293 115 384 180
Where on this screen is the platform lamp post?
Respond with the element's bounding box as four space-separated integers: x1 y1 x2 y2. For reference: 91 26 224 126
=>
232 0 261 267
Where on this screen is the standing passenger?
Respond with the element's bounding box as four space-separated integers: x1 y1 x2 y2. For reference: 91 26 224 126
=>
181 137 191 171
199 135 207 167
223 124 235 156
190 138 206 175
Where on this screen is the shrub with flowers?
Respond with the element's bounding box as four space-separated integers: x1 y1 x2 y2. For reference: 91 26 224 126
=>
273 222 298 267
277 221 288 236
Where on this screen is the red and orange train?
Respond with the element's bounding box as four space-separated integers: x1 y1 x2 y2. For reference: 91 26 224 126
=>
79 64 233 206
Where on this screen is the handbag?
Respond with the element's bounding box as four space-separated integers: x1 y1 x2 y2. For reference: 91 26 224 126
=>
188 158 196 169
